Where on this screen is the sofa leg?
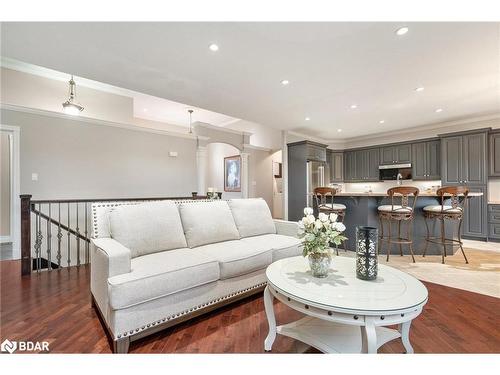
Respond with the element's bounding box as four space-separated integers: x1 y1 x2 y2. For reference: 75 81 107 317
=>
113 337 130 353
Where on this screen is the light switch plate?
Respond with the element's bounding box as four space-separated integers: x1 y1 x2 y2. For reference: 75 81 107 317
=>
31 173 38 181
169 151 178 157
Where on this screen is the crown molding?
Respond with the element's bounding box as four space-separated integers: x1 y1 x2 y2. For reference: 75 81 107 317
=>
336 112 500 145
242 143 272 152
0 103 210 141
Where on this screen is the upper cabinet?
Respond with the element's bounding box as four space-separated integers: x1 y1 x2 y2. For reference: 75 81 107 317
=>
379 144 411 165
490 131 500 177
411 140 440 180
441 131 487 185
344 148 379 182
330 151 344 182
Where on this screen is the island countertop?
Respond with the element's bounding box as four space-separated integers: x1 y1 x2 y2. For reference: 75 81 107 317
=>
332 191 484 197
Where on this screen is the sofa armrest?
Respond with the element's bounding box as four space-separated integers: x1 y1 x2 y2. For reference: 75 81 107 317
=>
90 238 131 320
274 219 299 238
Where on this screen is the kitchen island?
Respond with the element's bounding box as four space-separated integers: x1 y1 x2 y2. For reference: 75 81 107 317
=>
321 191 483 256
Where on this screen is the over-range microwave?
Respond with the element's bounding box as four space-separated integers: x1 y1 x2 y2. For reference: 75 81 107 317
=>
378 163 412 180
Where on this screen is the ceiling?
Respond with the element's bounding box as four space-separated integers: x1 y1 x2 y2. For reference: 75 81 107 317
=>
1 22 499 140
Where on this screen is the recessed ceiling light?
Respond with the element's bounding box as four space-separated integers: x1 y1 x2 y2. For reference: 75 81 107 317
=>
350 104 358 109
337 129 342 133
305 117 310 121
143 108 148 112
415 86 425 92
281 79 290 86
435 108 443 113
209 43 219 52
396 27 409 36
379 120 385 124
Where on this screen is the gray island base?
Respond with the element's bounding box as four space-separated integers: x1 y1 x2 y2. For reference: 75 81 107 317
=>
327 192 483 256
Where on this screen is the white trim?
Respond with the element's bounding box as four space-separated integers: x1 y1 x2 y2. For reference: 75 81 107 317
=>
0 124 21 260
1 103 210 141
242 143 272 152
333 112 500 144
0 236 12 244
194 121 252 137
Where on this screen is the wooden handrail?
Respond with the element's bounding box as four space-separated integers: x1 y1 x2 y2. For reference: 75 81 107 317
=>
31 195 209 204
31 205 90 243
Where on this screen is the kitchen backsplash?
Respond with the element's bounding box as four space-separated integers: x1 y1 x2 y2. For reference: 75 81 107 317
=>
335 180 442 194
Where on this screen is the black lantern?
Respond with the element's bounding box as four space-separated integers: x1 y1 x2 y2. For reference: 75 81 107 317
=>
356 226 378 280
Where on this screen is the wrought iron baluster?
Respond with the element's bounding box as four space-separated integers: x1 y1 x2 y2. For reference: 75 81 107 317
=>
76 203 80 267
36 203 43 272
57 203 62 269
67 203 71 268
47 203 52 271
34 206 41 273
85 202 89 264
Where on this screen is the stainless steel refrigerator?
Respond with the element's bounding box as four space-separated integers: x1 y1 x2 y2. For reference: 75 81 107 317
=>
306 161 327 208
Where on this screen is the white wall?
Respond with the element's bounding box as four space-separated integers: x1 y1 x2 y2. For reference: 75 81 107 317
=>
206 143 242 199
1 108 198 200
227 119 282 150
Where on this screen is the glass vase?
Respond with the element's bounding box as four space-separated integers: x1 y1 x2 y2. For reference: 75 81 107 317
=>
308 253 332 278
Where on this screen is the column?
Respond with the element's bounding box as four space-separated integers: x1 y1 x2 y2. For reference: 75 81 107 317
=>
240 152 250 198
196 146 207 196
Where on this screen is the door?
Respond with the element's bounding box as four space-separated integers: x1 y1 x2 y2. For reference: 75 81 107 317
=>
380 146 395 164
462 133 487 185
412 142 427 180
462 186 487 238
344 151 356 181
396 144 412 164
441 136 462 184
426 140 441 180
355 150 365 181
331 152 344 182
490 132 500 177
366 148 380 181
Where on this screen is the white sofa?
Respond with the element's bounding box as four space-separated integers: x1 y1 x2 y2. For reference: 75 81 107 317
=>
90 198 300 353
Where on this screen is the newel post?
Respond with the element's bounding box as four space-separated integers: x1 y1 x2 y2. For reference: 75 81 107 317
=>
20 194 32 276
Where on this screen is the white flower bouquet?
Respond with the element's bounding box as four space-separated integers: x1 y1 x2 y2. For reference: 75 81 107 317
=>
298 207 347 258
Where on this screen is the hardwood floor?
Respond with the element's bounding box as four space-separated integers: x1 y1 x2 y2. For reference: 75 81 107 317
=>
1 260 499 353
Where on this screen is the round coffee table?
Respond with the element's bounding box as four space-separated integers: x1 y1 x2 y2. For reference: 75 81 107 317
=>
264 256 428 353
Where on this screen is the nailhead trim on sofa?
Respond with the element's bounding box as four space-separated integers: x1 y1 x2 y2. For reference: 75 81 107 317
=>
116 281 267 339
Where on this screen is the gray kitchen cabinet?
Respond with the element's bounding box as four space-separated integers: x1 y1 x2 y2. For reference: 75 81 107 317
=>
379 144 411 165
488 204 500 240
441 132 487 185
344 151 356 181
462 186 488 238
411 140 440 180
489 131 500 177
330 152 344 182
440 130 489 240
344 149 379 182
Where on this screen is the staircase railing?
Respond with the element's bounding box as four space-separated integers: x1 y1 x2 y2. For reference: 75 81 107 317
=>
19 194 208 276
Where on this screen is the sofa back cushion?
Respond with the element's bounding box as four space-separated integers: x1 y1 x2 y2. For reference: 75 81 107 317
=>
109 201 187 258
228 198 276 238
179 201 240 248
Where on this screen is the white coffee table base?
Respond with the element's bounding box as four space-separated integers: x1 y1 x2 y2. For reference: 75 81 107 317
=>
264 285 422 354
276 317 401 354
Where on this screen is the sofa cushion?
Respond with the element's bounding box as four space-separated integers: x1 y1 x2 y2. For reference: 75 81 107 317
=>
196 240 272 280
228 198 276 238
179 201 240 248
241 234 302 261
109 201 187 258
107 248 220 310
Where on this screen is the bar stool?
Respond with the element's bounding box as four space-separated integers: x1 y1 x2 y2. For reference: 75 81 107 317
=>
313 187 347 255
378 187 419 263
422 186 469 264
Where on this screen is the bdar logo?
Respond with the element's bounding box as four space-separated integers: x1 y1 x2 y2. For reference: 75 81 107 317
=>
1 339 17 353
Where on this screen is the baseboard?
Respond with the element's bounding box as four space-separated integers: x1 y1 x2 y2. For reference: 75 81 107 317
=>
0 236 12 244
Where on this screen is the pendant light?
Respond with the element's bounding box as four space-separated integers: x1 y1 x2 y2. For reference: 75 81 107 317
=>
62 75 84 115
188 109 194 134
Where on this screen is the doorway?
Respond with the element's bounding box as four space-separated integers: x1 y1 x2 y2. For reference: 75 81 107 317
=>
0 125 20 260
271 150 283 219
